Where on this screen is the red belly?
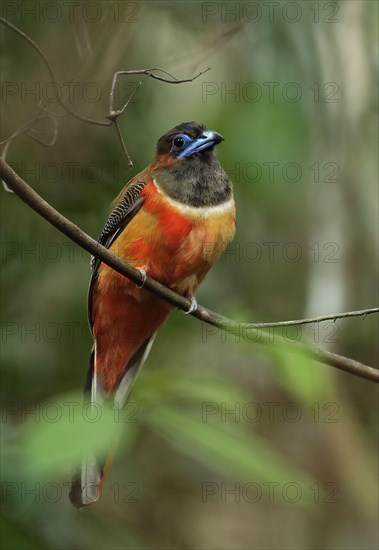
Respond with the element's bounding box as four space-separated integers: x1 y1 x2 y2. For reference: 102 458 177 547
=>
91 182 235 392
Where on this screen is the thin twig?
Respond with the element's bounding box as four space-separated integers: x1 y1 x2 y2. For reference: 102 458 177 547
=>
113 118 133 168
0 103 66 148
1 141 14 193
237 308 379 328
108 67 211 112
1 17 211 167
0 111 52 147
25 111 58 147
106 68 210 164
107 75 148 122
1 158 378 384
1 106 59 192
0 17 111 127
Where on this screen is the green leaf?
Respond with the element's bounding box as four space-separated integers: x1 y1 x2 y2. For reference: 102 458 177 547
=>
21 393 136 479
268 337 330 404
135 367 251 407
145 405 315 507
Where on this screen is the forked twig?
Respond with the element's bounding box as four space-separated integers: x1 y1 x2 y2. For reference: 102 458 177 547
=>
0 17 210 167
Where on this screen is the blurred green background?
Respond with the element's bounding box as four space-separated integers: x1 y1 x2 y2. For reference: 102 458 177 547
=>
1 1 378 549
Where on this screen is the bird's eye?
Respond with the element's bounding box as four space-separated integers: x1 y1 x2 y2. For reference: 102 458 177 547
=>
173 136 185 149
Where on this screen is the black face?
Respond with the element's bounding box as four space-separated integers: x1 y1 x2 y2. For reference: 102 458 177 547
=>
154 122 232 207
156 121 224 160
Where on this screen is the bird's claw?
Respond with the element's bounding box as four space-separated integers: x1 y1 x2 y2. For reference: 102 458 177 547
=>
184 296 197 315
136 269 147 288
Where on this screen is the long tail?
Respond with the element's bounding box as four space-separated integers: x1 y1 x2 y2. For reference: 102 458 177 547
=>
69 336 156 508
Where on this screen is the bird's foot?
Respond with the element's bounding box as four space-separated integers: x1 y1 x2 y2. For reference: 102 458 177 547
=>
136 268 147 288
184 296 197 315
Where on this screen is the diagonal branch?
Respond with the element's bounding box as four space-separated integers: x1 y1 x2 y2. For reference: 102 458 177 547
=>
1 158 378 384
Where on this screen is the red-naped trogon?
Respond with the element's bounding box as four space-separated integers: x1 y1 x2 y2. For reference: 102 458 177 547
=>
70 122 236 507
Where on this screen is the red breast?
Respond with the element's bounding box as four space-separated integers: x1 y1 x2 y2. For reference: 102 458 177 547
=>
96 180 235 297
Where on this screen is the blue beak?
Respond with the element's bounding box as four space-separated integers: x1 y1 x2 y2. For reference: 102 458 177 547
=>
177 130 224 159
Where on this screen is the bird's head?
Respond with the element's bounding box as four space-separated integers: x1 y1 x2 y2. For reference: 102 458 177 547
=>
152 121 232 208
154 121 224 164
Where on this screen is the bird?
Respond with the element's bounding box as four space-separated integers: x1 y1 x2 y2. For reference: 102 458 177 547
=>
69 121 236 507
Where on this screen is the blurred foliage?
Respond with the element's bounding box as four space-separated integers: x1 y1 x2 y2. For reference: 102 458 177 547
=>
1 1 378 549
